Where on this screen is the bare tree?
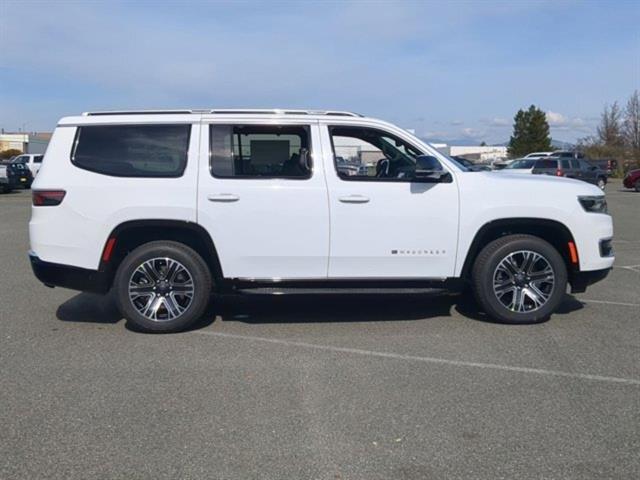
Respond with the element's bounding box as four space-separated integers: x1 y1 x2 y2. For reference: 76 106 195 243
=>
597 102 624 147
623 90 640 154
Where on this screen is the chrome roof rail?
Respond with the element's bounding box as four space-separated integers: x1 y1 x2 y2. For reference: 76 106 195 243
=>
82 109 363 117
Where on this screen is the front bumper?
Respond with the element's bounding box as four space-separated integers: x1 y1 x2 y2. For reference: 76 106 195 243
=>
29 253 111 294
569 268 611 293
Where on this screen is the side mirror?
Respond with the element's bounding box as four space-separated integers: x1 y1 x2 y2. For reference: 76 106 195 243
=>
414 155 449 181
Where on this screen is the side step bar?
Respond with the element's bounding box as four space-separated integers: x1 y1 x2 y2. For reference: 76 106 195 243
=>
228 287 451 296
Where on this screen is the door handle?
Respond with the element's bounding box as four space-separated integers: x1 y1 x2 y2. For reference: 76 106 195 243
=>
339 195 370 204
207 193 240 202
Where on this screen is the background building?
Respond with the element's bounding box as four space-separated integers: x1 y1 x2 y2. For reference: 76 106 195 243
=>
0 132 52 154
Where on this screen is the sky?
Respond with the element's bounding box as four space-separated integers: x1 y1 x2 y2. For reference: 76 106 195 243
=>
1 0 639 144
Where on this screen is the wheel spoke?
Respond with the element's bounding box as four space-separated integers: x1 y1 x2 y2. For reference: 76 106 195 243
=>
503 256 521 276
510 288 526 312
163 295 182 319
141 261 161 282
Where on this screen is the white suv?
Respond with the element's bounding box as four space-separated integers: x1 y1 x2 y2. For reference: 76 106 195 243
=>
29 109 614 332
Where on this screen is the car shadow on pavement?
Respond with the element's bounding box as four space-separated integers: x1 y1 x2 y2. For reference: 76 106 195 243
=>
56 292 122 324
55 291 586 330
215 293 457 324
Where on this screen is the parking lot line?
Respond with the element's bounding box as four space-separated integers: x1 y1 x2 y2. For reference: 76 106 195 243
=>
193 330 640 386
579 298 640 307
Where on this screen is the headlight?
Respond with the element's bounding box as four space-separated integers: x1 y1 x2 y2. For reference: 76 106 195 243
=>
578 195 608 213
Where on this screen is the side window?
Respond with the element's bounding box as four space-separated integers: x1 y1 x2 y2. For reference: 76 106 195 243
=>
561 160 571 170
210 125 311 179
71 124 191 177
329 126 429 181
34 155 43 163
535 159 556 169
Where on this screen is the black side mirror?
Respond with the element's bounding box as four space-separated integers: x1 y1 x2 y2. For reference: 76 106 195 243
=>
414 155 449 181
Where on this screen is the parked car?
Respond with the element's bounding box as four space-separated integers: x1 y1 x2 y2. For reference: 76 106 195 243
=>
29 109 613 332
531 158 608 190
451 156 491 171
588 158 618 175
0 161 33 191
501 158 537 174
524 152 553 159
623 169 640 192
549 151 585 159
11 154 44 178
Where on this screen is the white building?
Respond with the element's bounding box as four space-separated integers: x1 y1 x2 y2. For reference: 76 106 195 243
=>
0 132 51 154
429 143 507 163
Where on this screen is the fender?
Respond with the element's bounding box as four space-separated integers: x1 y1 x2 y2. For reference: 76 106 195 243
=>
459 218 578 279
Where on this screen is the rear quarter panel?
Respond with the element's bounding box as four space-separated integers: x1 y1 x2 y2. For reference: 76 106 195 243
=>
30 119 200 270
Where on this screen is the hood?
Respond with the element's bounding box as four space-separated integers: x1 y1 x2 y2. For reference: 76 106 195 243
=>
494 168 532 175
472 170 604 196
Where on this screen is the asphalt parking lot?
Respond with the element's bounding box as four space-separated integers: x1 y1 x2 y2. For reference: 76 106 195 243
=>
1 181 638 480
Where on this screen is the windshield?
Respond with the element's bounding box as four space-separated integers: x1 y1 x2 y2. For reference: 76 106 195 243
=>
506 159 535 169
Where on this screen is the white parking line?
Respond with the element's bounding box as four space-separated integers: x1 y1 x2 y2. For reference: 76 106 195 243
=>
193 330 640 386
579 298 640 307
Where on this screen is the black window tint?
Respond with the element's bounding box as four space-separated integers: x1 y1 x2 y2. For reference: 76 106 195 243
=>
330 126 425 181
535 159 557 169
34 155 43 163
72 124 190 177
210 125 311 179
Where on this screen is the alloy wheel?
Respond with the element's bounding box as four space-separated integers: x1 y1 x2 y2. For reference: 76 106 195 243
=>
128 257 195 322
492 250 555 313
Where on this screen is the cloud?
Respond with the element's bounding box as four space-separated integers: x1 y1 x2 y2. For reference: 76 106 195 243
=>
450 120 464 126
489 117 510 127
546 111 568 126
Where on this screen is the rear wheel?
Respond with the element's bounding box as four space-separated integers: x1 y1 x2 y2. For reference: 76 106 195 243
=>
472 234 567 324
114 241 212 333
635 180 640 192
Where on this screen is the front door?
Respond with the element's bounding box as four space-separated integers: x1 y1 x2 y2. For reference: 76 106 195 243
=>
321 124 459 279
197 120 329 279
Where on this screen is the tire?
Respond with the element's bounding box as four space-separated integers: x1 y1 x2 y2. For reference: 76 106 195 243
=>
597 177 606 190
635 180 640 193
472 234 567 324
113 241 212 333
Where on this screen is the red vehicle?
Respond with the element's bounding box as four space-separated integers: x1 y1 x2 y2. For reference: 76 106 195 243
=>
623 169 640 192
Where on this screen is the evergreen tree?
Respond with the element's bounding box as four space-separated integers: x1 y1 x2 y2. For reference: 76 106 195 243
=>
507 105 552 157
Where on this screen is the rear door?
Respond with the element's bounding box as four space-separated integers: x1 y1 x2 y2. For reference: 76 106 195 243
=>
197 119 329 279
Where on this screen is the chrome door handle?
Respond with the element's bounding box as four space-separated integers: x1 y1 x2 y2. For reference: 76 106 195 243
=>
207 193 240 202
338 195 370 204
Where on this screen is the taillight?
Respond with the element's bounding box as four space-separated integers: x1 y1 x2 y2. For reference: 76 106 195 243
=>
556 169 564 177
32 190 66 206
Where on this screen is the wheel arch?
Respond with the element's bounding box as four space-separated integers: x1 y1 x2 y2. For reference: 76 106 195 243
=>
99 219 224 288
460 218 578 280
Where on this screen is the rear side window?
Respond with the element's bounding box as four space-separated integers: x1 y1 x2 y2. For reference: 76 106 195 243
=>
71 124 191 177
535 159 557 169
34 155 43 163
210 125 311 179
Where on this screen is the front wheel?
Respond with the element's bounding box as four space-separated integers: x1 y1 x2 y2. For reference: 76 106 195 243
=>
114 241 213 333
472 234 567 324
635 180 640 193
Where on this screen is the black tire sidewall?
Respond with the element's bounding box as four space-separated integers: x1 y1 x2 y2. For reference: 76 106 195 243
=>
474 236 567 324
114 241 212 333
